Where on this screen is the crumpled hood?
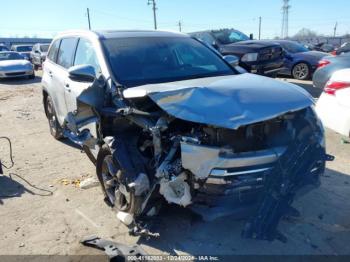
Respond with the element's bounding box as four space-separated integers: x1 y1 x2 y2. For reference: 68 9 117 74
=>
123 74 314 129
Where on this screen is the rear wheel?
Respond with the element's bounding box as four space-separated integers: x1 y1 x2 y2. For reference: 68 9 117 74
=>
292 63 310 80
96 146 136 213
46 96 63 139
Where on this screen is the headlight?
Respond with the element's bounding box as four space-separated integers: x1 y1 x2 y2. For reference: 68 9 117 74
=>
241 53 258 62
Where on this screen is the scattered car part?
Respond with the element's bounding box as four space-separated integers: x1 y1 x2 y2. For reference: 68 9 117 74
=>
81 235 151 262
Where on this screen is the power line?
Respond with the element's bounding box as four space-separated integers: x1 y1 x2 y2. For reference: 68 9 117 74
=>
147 0 158 30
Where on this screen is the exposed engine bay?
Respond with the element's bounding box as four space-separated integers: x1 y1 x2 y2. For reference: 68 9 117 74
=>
61 75 328 242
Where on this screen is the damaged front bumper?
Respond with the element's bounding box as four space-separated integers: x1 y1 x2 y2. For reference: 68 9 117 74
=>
181 142 286 179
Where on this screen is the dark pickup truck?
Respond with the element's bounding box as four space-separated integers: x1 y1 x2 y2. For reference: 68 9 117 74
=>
190 29 284 76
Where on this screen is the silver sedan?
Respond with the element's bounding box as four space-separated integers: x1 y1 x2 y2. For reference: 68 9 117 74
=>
0 51 35 79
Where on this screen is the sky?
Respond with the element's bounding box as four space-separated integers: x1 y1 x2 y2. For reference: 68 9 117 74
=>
1 0 350 39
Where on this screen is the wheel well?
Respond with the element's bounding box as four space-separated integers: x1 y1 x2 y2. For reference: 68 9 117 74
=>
42 90 49 117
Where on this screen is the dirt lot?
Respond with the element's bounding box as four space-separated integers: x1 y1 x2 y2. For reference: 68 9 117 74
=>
1 72 350 257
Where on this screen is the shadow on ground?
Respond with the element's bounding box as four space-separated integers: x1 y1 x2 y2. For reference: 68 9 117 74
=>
279 78 323 98
137 168 350 255
0 75 41 86
0 175 28 205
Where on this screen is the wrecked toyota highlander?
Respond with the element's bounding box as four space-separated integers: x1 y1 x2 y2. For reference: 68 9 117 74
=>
42 30 328 241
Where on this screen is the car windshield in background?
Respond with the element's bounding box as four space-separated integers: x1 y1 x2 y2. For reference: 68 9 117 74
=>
212 29 250 44
40 45 49 52
17 46 32 52
280 42 309 53
103 37 234 87
0 52 23 61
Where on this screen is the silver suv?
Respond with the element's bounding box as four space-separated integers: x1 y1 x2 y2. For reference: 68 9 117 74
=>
42 30 326 240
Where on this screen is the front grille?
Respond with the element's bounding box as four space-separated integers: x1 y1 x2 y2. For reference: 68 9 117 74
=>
258 47 283 61
5 72 26 76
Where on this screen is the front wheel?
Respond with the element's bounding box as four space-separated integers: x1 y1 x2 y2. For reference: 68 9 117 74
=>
45 96 63 139
96 145 137 214
292 63 310 80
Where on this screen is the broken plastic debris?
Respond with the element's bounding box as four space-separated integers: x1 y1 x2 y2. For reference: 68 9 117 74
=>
159 173 192 207
79 177 100 189
116 211 134 226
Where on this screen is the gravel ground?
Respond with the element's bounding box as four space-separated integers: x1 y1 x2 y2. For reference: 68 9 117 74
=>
0 72 350 257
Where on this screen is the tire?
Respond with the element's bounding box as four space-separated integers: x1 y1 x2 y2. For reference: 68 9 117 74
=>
292 63 310 80
96 145 137 214
45 96 63 139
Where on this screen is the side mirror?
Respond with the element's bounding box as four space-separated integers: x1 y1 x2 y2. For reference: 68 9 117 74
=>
35 50 40 53
249 34 254 40
68 64 96 82
223 55 239 67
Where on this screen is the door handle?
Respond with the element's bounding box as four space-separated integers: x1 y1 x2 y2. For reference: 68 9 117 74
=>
65 83 71 92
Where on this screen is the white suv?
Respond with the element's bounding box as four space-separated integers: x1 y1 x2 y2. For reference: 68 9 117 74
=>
42 30 326 239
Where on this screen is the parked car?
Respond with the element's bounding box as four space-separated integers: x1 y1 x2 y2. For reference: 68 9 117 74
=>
189 29 284 76
42 30 326 239
30 43 50 69
10 44 33 60
334 42 350 55
316 68 350 137
274 40 329 80
312 43 336 53
0 51 35 79
313 53 350 89
0 44 9 52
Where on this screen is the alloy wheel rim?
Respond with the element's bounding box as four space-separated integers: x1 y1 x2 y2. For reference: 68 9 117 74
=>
101 155 130 210
294 64 309 79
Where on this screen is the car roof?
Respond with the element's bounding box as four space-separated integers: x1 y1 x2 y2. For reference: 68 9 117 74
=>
54 29 188 40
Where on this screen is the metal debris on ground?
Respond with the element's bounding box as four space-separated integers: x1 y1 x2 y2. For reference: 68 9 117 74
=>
81 235 152 262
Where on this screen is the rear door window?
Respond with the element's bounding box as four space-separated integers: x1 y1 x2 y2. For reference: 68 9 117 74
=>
47 40 61 62
56 38 78 69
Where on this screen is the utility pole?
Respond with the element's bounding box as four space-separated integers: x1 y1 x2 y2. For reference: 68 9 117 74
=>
87 8 91 30
281 0 291 39
178 20 182 32
333 22 338 37
258 16 262 40
147 0 158 30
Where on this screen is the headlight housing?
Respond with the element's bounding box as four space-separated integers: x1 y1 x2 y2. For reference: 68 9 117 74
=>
241 53 259 62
